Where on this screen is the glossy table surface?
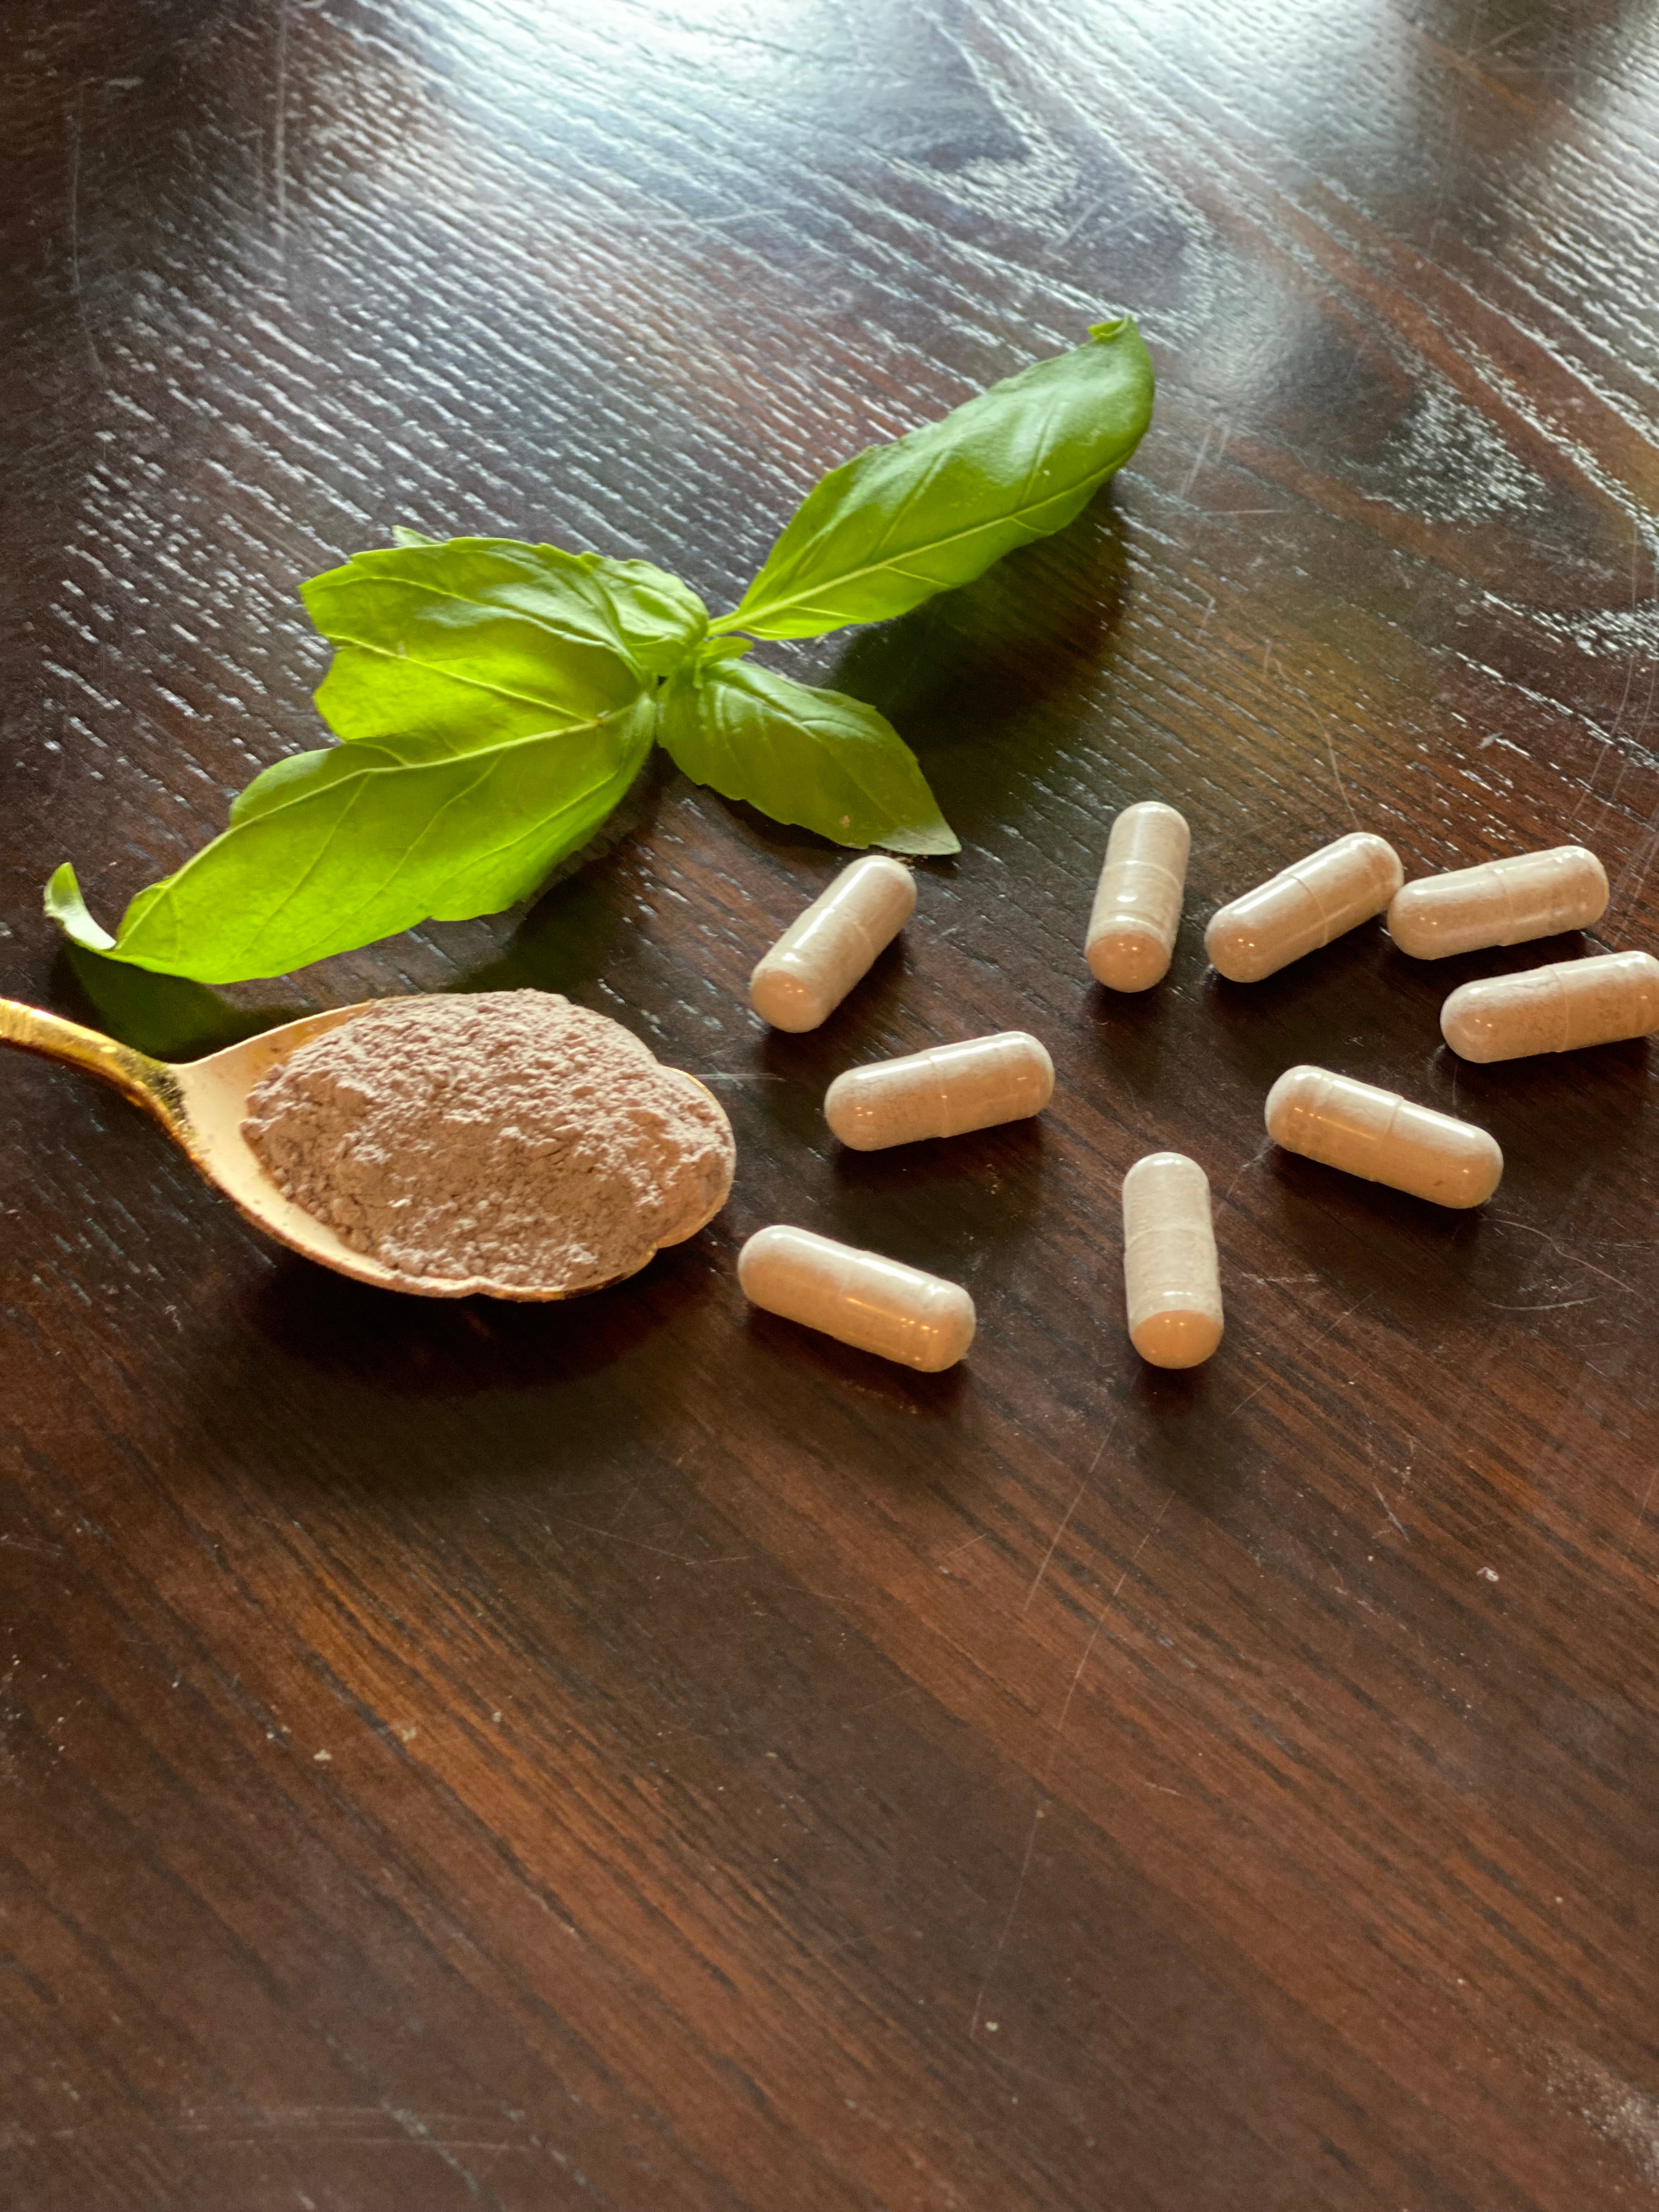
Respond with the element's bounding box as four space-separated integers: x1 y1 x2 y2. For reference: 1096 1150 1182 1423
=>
4 3 1657 2207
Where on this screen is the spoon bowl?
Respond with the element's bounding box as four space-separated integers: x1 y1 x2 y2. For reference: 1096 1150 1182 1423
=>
0 997 731 1299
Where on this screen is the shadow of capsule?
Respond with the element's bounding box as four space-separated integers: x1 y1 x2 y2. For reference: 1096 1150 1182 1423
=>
1120 1367 1234 1521
1196 926 1415 1090
1432 1034 1650 1207
738 1306 970 1418
1247 1143 1494 1323
1080 970 1174 1098
820 1118 1049 1273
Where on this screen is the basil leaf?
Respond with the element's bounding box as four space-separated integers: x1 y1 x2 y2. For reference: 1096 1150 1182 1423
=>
48 698 654 984
715 318 1154 641
302 538 654 756
660 656 958 856
44 863 116 952
578 555 709 677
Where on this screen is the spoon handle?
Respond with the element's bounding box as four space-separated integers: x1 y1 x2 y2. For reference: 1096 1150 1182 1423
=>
0 999 185 1132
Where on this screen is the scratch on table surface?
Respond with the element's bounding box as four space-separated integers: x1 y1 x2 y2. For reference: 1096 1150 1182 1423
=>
607 1482 641 1532
969 1485 1176 2042
271 0 291 280
1628 1466 1658 1574
1573 528 1645 821
66 85 105 384
1022 1481 1086 1616
1022 1424 1114 1616
1481 1297 1595 1312
1611 778 1659 926
969 1804 1043 2042
1325 725 1361 831
614 203 791 234
1176 420 1216 502
1222 1137 1272 1203
1043 1491 1177 1783
937 1530 990 1562
1231 1294 1374 1417
1373 1486 1411 1541
1048 196 1154 256
170 2106 522 2155
549 1518 741 1567
1489 1216 1645 1303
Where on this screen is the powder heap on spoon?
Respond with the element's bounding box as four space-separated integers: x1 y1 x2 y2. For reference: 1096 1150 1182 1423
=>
242 991 735 1295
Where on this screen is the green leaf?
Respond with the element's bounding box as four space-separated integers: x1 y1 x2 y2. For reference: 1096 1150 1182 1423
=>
302 538 654 757
44 862 116 951
714 317 1154 640
50 697 655 984
577 554 709 677
660 656 958 856
390 524 439 547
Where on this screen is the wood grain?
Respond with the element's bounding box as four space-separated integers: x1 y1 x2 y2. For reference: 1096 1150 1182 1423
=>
3 2 1657 2206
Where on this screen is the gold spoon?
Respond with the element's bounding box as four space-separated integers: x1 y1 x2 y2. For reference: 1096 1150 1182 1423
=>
0 997 732 1300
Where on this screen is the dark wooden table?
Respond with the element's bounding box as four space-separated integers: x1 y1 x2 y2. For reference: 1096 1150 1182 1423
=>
5 3 1657 2205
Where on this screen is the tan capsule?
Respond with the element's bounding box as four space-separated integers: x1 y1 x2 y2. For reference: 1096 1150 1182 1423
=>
1388 845 1608 960
1121 1152 1223 1369
1206 832 1404 982
824 1031 1053 1151
737 1226 975 1371
1441 949 1659 1062
1086 801 1190 991
1265 1065 1502 1208
749 856 916 1031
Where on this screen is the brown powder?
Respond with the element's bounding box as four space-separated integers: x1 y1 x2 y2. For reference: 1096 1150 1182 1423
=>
241 991 735 1293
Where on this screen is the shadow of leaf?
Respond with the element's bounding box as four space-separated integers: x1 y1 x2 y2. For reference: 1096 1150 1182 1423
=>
57 944 301 1059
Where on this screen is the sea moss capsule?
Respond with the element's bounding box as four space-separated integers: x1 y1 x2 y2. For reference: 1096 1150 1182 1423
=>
1206 832 1403 983
1441 949 1659 1062
737 1226 975 1370
1086 801 1190 991
1387 845 1607 960
824 1032 1054 1150
749 856 916 1031
1265 1065 1502 1208
1121 1151 1223 1369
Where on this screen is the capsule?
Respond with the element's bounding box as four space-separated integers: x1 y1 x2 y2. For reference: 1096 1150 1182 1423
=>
1086 801 1190 991
1265 1065 1502 1208
1121 1152 1223 1369
737 1226 975 1371
1206 832 1403 983
749 856 916 1031
1388 845 1608 960
1441 949 1659 1062
825 1031 1053 1151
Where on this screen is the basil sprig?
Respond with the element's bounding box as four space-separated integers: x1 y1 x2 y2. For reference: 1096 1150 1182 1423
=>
50 318 1153 983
